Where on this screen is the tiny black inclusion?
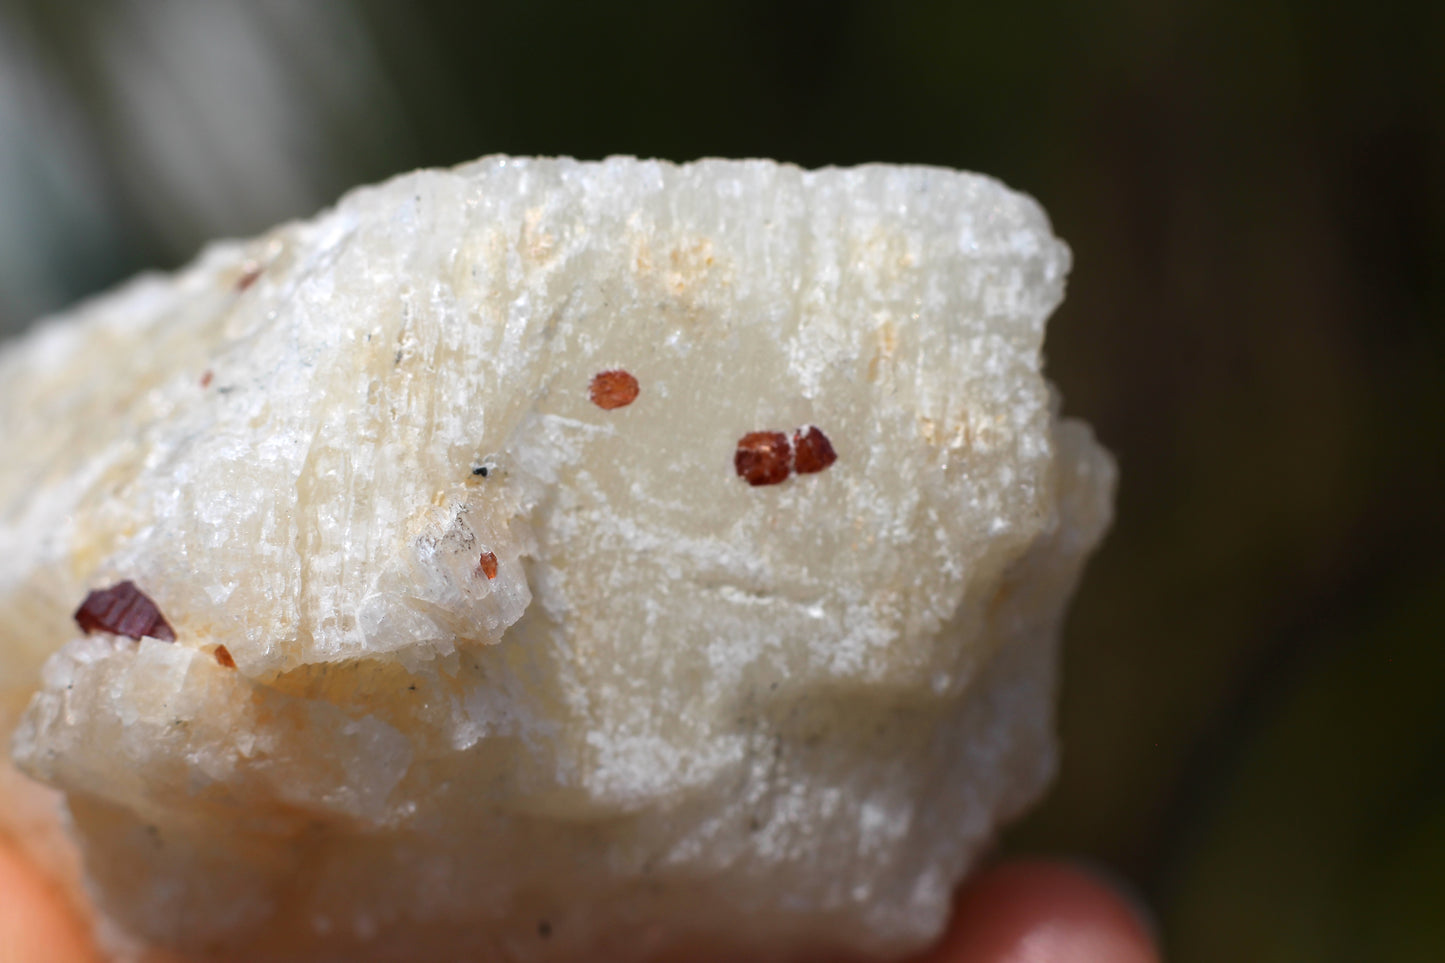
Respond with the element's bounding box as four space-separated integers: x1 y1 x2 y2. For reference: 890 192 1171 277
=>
538 920 552 938
472 466 488 477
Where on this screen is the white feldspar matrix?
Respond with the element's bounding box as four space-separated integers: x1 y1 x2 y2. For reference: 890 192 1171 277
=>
0 157 1114 962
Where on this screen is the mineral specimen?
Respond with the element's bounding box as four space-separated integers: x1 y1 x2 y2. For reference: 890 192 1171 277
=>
0 156 1115 962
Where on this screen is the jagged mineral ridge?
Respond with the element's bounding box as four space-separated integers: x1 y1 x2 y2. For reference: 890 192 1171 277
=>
0 156 1115 962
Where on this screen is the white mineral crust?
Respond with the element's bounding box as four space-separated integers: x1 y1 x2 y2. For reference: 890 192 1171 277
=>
0 156 1114 962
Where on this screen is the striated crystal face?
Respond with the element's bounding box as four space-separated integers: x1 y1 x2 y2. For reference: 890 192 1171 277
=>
0 157 1114 962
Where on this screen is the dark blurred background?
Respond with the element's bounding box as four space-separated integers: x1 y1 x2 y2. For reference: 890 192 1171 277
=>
1 1 1441 959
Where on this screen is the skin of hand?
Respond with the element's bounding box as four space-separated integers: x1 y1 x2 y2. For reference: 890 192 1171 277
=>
916 860 1159 963
0 838 99 963
0 837 1156 963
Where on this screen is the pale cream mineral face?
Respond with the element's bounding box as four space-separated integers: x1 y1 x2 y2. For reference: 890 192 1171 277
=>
0 157 1115 962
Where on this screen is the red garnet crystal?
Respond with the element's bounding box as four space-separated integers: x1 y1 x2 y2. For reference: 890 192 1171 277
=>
73 581 176 642
588 369 640 410
734 431 793 486
792 426 838 475
478 551 499 580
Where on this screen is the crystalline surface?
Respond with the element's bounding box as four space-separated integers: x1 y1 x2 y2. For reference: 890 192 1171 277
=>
0 157 1114 962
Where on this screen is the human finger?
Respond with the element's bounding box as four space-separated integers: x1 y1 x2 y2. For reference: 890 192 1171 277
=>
0 835 98 963
915 859 1159 963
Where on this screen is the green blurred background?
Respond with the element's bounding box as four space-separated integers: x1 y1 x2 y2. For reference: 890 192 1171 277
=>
1 2 1441 959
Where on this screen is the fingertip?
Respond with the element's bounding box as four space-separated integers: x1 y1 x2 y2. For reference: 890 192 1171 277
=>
0 835 99 963
918 859 1159 963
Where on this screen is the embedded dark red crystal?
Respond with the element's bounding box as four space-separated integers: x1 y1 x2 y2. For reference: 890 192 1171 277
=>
792 426 837 475
734 431 792 486
73 581 176 642
589 369 640 410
